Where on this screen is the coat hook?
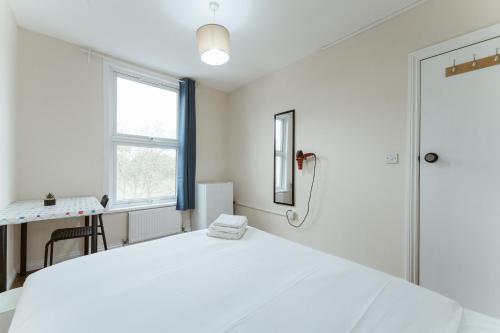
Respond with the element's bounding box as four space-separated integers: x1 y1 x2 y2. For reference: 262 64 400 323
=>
472 54 477 68
495 48 499 62
451 59 456 73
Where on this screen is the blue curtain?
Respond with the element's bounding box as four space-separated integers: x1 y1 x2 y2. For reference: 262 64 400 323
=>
176 78 196 211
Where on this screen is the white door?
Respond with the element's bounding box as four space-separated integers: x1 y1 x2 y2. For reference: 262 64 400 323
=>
420 37 500 318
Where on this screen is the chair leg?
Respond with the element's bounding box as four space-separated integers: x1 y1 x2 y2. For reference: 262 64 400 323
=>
99 215 108 251
44 242 50 268
84 216 89 255
50 242 54 266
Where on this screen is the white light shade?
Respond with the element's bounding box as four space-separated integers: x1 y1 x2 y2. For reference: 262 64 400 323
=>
196 24 230 65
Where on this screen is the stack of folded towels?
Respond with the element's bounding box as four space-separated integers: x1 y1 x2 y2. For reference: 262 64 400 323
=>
207 214 248 240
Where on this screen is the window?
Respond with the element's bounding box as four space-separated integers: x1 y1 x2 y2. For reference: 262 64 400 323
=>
104 61 179 209
275 117 288 192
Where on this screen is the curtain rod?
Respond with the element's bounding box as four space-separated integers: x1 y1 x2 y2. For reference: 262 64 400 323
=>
79 48 183 84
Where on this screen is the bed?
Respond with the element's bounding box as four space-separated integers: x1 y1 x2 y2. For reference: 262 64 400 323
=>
8 227 500 332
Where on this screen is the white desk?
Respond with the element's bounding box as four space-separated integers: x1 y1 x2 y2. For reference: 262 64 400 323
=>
0 196 105 291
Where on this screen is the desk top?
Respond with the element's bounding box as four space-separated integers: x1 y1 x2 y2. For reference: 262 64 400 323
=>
0 196 105 226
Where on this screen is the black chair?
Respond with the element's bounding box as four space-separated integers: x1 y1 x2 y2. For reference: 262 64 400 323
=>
44 195 109 267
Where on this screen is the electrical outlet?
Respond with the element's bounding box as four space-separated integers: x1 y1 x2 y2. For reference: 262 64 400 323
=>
385 152 399 164
286 211 298 220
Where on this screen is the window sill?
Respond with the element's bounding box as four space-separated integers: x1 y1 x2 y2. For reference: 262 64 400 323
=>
105 201 176 214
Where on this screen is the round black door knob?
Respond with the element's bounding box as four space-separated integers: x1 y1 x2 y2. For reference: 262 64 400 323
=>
424 152 439 163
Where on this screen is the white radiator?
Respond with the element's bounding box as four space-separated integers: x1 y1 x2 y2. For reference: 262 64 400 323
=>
128 207 182 244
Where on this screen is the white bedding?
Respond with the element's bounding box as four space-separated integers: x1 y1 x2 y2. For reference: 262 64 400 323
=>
9 227 500 333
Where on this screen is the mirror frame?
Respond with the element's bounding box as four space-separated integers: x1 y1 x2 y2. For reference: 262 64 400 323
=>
273 110 295 206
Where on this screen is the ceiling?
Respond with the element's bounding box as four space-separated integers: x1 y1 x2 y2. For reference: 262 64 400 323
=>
8 0 424 92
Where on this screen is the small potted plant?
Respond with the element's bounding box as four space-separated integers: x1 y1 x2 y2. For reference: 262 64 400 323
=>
44 193 56 206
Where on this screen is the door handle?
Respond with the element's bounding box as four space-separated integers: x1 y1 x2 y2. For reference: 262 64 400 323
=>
424 152 439 163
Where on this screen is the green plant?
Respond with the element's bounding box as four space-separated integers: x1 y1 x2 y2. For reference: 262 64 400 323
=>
46 193 55 199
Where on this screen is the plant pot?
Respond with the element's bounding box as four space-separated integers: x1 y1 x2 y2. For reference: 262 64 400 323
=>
44 198 56 206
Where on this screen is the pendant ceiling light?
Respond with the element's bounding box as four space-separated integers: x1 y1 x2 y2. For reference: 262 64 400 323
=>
196 2 230 66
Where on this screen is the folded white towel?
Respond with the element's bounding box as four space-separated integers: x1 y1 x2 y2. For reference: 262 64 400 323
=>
207 227 247 240
209 222 247 234
212 214 248 229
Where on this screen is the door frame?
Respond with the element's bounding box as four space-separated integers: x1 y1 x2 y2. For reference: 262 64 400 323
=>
407 23 500 284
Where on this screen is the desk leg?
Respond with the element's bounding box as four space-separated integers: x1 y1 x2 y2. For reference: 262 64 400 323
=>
20 223 27 276
84 216 89 255
0 225 7 292
91 215 97 254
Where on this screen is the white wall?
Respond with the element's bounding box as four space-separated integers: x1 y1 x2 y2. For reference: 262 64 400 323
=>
196 86 229 182
0 0 18 288
15 28 229 271
228 0 500 278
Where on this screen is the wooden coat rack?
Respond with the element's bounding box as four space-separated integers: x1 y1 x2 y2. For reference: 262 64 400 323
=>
446 50 500 77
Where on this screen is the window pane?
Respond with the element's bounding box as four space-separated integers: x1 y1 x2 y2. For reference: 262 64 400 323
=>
275 119 283 151
116 76 178 139
275 156 282 188
116 145 176 201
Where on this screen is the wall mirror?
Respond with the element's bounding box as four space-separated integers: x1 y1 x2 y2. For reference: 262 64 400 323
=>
274 110 295 206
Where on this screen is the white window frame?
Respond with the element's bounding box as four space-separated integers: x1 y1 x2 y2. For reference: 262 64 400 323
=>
275 117 289 193
103 60 180 210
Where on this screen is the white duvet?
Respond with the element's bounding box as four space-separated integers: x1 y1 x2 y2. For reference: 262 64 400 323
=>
9 227 500 332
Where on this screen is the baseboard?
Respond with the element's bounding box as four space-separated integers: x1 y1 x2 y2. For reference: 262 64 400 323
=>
25 243 124 272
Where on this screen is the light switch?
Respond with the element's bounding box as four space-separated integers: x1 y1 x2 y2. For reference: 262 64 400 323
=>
386 152 399 164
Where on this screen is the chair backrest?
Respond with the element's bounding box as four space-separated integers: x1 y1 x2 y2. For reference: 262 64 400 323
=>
101 195 109 209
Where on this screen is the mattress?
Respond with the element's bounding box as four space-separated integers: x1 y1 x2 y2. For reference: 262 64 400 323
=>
8 227 500 332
